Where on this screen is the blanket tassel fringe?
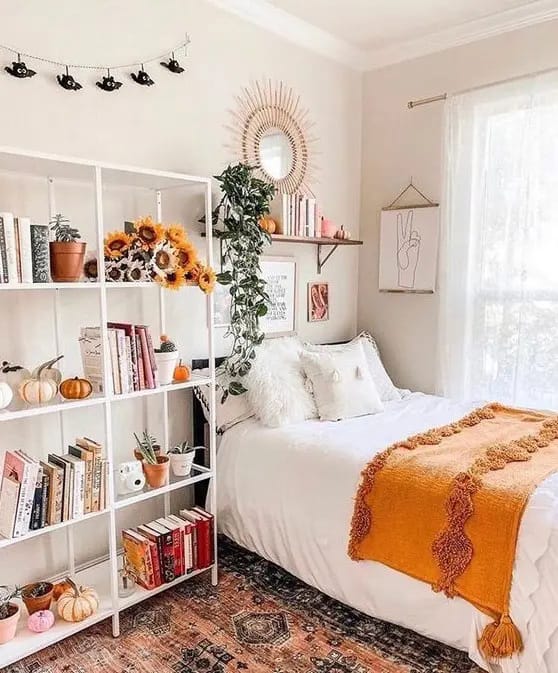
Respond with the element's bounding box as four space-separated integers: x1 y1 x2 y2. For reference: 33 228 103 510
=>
478 614 523 659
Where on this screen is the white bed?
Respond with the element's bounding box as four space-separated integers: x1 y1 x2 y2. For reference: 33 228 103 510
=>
216 392 558 673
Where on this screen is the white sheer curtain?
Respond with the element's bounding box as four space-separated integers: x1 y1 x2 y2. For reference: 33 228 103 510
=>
438 71 558 410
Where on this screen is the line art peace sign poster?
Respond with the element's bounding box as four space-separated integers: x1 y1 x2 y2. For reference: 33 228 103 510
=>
379 206 439 293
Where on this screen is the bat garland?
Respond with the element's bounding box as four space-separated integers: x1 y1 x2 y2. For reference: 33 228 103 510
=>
2 37 190 92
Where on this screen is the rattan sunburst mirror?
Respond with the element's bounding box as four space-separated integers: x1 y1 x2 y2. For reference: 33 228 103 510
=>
228 79 316 195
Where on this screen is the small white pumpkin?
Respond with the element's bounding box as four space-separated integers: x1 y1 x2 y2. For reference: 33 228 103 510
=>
57 580 99 623
0 381 13 410
19 361 59 405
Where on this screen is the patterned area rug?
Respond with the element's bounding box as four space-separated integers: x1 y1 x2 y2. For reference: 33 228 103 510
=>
6 537 482 673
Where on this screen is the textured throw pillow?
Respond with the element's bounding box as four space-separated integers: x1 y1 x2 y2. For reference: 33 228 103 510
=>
194 367 254 434
246 336 317 428
304 331 401 402
300 340 384 421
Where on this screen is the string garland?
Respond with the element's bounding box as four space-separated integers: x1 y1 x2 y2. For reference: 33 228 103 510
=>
1 34 190 91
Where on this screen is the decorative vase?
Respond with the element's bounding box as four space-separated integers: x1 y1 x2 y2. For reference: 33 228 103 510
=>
142 455 170 488
169 451 195 477
49 241 87 282
154 351 178 385
0 603 20 644
22 582 54 615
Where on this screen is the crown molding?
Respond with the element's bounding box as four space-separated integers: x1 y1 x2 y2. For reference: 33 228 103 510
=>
359 1 558 70
207 0 558 72
206 0 366 70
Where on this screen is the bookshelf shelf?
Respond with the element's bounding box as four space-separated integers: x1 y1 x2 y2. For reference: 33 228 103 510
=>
0 508 110 550
0 147 218 665
114 466 213 509
271 234 363 274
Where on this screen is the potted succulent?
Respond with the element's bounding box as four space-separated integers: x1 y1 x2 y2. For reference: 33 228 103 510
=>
134 430 169 488
154 335 179 385
0 586 21 644
49 213 86 282
21 581 54 615
167 441 196 477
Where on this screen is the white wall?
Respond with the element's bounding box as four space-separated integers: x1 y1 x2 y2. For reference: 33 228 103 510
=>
0 0 362 584
358 18 558 394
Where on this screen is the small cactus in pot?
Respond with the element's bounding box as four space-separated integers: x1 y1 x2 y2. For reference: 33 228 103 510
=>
154 335 179 385
167 441 196 477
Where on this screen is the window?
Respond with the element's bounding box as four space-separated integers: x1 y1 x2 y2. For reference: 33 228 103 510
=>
438 72 558 410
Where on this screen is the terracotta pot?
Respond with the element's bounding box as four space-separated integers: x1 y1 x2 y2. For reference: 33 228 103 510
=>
142 455 169 488
169 451 195 477
22 582 53 615
133 444 161 462
49 241 86 282
0 603 20 644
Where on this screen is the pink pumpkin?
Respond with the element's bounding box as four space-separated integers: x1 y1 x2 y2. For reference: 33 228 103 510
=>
320 217 337 239
28 609 55 633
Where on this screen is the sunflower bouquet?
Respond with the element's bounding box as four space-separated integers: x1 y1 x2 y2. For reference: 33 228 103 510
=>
104 217 216 292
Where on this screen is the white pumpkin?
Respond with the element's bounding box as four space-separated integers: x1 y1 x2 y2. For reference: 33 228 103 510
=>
0 381 13 409
19 376 58 404
57 582 99 623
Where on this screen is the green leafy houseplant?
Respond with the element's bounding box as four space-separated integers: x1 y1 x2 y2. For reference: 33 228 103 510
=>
133 430 160 465
212 163 276 400
50 213 81 243
0 586 20 621
168 440 194 455
49 213 86 282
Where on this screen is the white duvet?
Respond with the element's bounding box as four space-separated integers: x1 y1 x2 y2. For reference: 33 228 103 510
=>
216 393 558 673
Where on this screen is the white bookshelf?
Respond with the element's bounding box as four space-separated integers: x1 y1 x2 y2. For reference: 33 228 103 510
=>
0 147 218 668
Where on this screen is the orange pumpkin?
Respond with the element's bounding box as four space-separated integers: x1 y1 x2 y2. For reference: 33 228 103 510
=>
53 579 73 601
173 359 191 382
59 377 93 400
259 217 276 235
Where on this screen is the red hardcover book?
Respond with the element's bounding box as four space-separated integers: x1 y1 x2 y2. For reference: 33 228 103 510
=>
167 514 192 573
180 509 210 569
193 506 215 564
136 326 155 389
156 517 183 577
146 520 175 582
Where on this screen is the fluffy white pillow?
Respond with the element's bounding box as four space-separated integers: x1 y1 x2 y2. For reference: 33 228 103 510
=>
194 367 254 434
246 336 317 428
300 341 384 421
304 331 401 402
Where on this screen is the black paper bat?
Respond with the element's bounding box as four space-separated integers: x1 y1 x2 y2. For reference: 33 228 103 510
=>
131 68 154 86
96 74 123 92
57 72 82 91
5 60 36 78
160 58 184 74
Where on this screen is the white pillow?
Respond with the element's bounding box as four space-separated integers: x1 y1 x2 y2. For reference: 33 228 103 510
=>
246 336 317 428
300 341 384 421
304 331 401 402
194 367 253 434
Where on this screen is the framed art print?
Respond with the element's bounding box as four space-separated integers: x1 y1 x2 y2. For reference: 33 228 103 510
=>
307 282 329 322
260 256 297 336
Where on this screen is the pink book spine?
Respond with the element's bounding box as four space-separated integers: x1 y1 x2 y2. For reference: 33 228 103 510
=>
137 327 154 388
135 334 145 390
144 328 159 387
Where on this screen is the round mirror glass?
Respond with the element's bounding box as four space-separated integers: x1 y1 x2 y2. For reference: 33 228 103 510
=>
259 128 293 180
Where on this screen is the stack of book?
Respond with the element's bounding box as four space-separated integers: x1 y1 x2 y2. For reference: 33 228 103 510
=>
80 323 159 395
281 194 318 238
0 211 50 283
0 438 108 540
122 506 214 590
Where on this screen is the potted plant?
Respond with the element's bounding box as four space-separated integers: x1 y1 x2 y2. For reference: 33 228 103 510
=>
134 430 169 488
167 441 196 477
21 581 54 615
49 213 86 282
154 335 179 385
0 586 21 644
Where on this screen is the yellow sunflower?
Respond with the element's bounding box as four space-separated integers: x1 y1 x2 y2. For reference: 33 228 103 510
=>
134 216 165 250
154 266 187 290
198 265 216 294
166 224 188 245
185 261 203 284
104 231 132 259
174 240 198 273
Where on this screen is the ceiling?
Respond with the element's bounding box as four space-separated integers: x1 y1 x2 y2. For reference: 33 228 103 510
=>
209 0 558 69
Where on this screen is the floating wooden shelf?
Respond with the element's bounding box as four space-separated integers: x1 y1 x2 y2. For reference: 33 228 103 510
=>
269 234 363 273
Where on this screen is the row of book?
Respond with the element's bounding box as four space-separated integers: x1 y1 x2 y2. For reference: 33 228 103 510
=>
80 323 159 395
122 507 214 589
280 194 319 238
0 438 108 540
0 212 50 283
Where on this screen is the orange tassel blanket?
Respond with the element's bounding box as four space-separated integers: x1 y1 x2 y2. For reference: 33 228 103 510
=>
348 403 558 660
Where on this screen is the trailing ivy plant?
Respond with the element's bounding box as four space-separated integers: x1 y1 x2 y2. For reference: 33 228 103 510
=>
212 163 276 400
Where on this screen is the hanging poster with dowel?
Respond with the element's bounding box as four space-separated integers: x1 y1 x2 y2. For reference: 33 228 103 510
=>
379 182 440 293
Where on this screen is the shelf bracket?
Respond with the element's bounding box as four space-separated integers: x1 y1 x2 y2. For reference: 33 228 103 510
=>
317 243 339 274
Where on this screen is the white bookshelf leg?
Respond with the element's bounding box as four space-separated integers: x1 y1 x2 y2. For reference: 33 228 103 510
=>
66 527 76 577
